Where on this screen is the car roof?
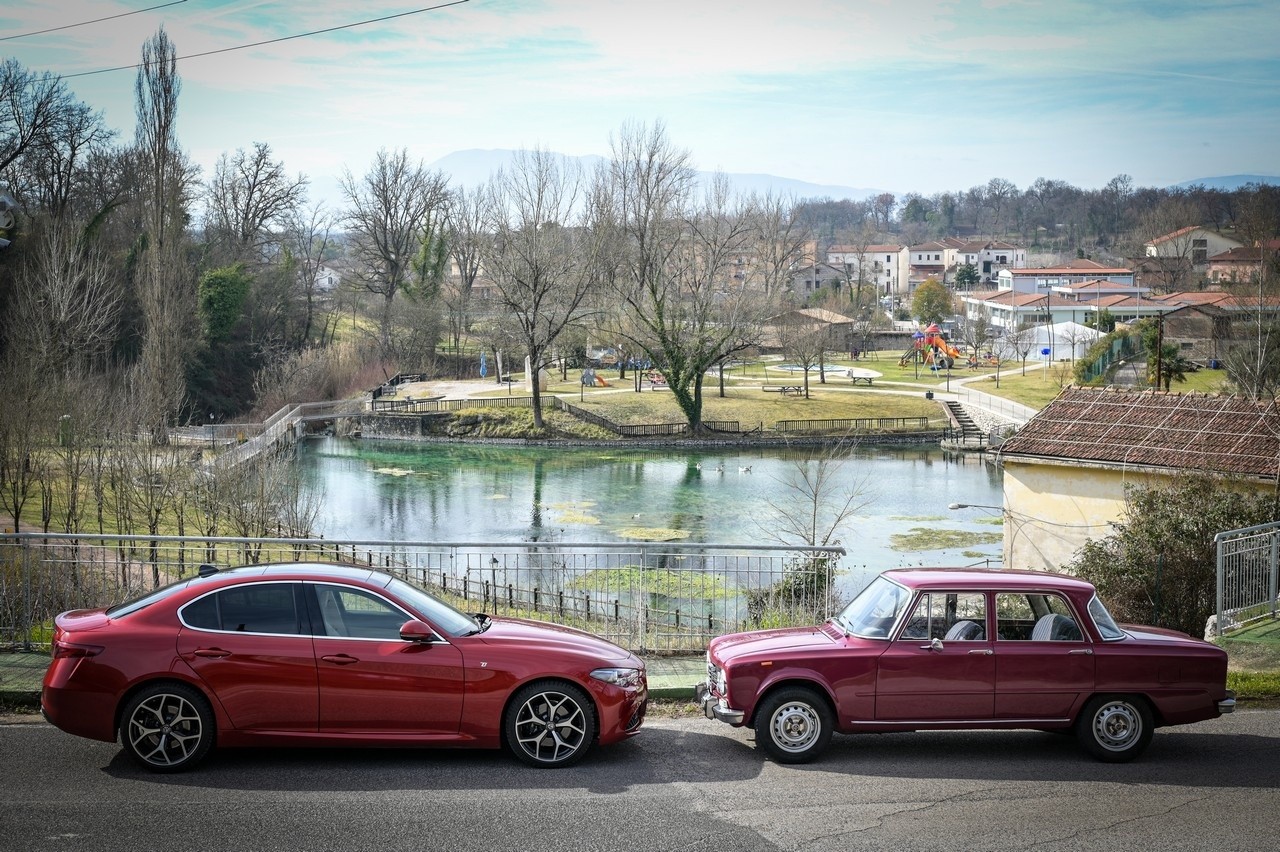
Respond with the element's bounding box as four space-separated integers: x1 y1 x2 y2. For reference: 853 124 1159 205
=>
882 567 1096 594
211 562 391 585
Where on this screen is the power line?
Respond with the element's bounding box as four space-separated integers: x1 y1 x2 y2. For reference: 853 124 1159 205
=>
61 0 471 79
0 1 189 42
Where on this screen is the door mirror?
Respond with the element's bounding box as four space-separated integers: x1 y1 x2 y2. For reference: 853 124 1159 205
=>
399 620 438 643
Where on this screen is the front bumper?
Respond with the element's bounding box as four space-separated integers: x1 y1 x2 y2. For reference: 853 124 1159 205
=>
694 682 744 725
1219 689 1236 715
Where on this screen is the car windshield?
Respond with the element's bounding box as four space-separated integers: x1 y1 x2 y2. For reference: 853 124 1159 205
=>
386 577 480 637
1088 595 1125 640
833 575 911 639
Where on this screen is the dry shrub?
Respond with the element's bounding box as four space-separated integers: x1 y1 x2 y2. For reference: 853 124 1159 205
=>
252 342 390 416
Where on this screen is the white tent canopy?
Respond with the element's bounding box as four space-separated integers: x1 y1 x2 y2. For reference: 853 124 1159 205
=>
1013 321 1102 361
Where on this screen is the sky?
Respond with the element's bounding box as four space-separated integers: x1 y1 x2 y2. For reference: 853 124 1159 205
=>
4 0 1279 209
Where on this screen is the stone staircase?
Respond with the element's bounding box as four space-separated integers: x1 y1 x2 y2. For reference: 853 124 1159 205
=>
942 400 988 449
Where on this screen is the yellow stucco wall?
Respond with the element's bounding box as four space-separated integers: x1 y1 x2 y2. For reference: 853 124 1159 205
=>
1000 460 1169 572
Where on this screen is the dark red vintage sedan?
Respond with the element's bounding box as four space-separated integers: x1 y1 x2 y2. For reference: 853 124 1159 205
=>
42 563 647 772
696 568 1234 763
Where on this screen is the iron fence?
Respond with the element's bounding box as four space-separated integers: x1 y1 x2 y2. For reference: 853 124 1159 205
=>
773 416 931 434
1215 520 1280 635
0 533 845 655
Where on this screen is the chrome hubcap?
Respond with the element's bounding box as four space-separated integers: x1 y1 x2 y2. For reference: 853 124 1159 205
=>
1093 701 1141 751
770 702 821 753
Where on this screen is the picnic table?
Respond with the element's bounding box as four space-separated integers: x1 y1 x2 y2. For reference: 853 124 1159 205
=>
845 368 879 386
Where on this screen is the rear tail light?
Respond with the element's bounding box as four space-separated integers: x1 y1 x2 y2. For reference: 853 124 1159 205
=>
53 641 104 659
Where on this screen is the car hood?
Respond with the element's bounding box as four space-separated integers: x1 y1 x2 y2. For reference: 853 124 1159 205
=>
711 623 839 661
1120 623 1206 644
479 616 637 664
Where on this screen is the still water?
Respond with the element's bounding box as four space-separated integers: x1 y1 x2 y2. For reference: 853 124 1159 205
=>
296 437 1006 581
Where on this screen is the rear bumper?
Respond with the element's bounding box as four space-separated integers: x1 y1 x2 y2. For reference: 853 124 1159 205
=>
694 683 744 725
1219 690 1236 715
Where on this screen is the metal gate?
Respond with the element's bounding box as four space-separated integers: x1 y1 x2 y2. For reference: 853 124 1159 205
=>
1215 520 1280 635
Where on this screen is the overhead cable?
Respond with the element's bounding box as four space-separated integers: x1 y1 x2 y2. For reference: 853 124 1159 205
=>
0 1 189 42
61 0 470 79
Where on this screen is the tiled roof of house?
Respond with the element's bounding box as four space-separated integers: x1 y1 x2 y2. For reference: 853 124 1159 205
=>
1209 246 1263 262
998 387 1280 480
1146 225 1200 246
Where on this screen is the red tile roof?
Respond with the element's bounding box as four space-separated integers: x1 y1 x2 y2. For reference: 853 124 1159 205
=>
999 387 1280 480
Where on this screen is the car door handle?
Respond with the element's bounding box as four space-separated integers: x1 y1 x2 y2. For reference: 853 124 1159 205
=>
1068 648 1094 655
967 649 993 655
192 648 231 658
321 654 359 665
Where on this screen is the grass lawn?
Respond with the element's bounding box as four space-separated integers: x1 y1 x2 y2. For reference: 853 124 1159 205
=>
566 385 943 429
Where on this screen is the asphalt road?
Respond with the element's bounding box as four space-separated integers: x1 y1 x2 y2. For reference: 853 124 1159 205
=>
3 709 1278 852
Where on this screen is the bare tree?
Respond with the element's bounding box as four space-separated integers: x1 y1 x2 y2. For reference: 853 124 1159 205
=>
282 201 334 345
777 316 831 398
596 122 772 432
9 220 122 377
443 185 486 375
204 141 308 266
340 148 450 356
954 305 994 365
132 27 199 441
1132 198 1204 293
480 148 595 428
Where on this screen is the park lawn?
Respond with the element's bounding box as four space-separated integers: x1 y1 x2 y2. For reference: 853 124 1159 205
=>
963 365 1077 410
570 386 943 428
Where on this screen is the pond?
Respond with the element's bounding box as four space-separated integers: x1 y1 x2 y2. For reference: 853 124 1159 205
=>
295 437 1007 593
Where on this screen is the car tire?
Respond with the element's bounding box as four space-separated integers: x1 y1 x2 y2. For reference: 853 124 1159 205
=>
1076 694 1153 763
120 682 215 773
753 686 834 764
505 681 597 768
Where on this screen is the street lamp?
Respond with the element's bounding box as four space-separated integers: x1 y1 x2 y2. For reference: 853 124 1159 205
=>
948 502 1010 567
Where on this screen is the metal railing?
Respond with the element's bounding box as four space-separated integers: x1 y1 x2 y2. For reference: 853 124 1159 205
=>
1214 520 1280 635
951 386 1038 425
773 416 931 434
0 533 845 655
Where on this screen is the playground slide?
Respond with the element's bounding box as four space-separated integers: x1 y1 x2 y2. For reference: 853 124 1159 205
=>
935 339 961 359
594 375 609 386
898 347 916 367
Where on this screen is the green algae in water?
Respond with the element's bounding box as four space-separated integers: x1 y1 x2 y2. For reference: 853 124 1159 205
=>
891 527 1003 552
614 526 691 541
571 566 734 598
556 511 601 525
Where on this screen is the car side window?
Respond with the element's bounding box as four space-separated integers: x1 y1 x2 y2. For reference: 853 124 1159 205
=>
997 593 1082 641
314 585 411 640
899 592 986 641
181 583 303 635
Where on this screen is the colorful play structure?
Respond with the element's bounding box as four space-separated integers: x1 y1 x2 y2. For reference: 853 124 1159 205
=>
580 367 610 387
899 323 962 369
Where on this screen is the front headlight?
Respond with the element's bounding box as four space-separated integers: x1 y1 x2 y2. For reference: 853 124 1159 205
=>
590 667 644 689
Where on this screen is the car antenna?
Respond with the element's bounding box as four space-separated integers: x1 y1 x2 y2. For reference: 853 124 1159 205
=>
197 564 220 577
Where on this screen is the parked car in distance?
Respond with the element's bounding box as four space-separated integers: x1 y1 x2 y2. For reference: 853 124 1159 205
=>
696 568 1234 763
43 563 647 772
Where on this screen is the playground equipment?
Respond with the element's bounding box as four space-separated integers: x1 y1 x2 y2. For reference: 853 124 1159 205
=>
899 324 962 369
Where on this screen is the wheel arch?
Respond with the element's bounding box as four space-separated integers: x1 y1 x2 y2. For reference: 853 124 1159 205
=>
498 676 601 750
746 676 837 728
113 676 219 743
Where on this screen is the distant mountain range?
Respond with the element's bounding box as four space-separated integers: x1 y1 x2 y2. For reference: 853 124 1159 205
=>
1170 174 1280 191
429 149 882 201
429 150 1279 200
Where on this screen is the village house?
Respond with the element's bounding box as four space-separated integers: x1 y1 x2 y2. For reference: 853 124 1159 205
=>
993 388 1280 572
826 243 909 302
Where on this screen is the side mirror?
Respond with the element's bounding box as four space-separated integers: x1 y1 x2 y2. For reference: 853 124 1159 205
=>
399 620 438 643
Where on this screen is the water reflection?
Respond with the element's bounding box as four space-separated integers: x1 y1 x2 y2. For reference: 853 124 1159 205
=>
295 437 1006 579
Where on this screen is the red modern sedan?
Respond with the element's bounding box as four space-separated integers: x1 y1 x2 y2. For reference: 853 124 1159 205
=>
43 563 647 771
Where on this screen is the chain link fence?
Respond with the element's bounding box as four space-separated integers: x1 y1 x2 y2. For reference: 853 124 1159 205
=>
0 533 845 655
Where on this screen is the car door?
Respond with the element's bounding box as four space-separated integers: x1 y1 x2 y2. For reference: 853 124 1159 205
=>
875 591 995 721
308 582 465 735
177 581 320 732
993 592 1094 720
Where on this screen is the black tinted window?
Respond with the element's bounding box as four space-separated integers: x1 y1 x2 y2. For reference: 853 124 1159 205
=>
182 583 302 635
